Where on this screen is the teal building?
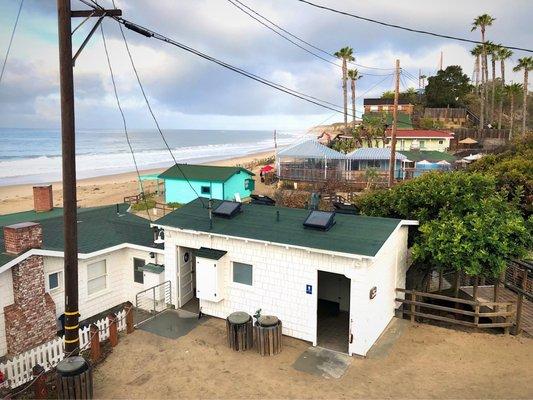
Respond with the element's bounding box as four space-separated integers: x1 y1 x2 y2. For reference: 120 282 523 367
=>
158 164 255 204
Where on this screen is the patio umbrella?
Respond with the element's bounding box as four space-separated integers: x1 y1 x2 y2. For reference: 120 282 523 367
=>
464 153 483 161
459 137 478 145
436 160 451 165
260 165 274 173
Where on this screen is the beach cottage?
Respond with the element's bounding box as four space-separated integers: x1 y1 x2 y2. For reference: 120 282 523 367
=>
159 164 255 204
0 187 163 358
346 148 407 181
154 198 417 356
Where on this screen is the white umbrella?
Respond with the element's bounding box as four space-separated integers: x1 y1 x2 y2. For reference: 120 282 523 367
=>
437 160 451 165
464 153 483 161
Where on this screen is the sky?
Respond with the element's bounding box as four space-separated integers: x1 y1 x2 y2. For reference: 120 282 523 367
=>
0 0 531 131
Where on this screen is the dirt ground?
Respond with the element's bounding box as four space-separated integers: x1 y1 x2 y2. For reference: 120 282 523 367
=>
93 317 533 399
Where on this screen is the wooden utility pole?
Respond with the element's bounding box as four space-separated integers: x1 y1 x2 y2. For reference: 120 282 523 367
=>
388 59 400 187
57 0 121 356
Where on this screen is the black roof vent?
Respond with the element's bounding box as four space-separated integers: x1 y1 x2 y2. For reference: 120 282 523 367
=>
213 201 242 218
303 210 336 231
250 194 276 206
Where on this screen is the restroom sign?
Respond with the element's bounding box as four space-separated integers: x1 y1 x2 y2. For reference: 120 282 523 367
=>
306 284 312 294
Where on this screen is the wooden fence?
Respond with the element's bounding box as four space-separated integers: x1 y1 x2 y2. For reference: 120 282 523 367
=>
396 289 515 332
0 310 126 389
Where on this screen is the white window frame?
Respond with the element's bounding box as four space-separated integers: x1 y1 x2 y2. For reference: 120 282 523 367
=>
87 259 107 296
46 270 63 292
231 261 253 287
370 105 378 111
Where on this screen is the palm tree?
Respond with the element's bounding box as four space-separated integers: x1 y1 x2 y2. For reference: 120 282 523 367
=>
334 46 355 130
472 14 496 130
496 47 513 129
485 41 500 123
420 74 427 88
347 69 362 126
506 83 523 138
470 45 483 90
513 57 533 135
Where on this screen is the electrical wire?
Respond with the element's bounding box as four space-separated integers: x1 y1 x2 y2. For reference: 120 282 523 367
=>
0 0 24 86
227 0 395 74
100 23 153 222
294 0 533 53
109 0 207 208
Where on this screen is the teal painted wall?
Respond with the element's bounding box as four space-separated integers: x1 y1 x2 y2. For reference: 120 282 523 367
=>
223 172 253 201
163 171 253 204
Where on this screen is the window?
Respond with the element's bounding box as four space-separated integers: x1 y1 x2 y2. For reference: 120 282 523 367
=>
201 186 211 195
233 262 253 286
47 271 62 291
133 258 145 284
367 160 381 168
87 260 107 295
438 140 444 144
370 105 378 111
419 140 426 149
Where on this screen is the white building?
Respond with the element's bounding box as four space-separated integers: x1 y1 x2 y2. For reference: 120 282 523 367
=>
0 194 163 358
154 198 417 356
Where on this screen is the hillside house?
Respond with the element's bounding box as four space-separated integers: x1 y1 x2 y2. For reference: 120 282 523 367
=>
159 164 255 204
0 187 163 358
364 130 454 152
363 98 414 115
154 198 417 356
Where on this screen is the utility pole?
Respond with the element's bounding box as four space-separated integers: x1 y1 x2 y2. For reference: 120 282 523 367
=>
388 59 400 188
439 51 443 71
273 129 278 155
56 0 121 357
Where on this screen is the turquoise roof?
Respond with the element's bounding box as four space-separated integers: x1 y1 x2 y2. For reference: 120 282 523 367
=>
0 204 158 267
155 198 403 257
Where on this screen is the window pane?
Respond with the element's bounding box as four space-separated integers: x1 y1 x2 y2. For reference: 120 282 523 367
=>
201 186 211 194
49 273 59 289
88 275 106 295
233 262 252 285
88 260 106 279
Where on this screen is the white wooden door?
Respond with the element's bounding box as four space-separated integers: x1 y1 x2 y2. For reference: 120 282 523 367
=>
179 249 194 307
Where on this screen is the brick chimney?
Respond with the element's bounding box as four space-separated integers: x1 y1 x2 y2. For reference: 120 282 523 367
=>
3 222 42 255
33 185 53 212
2 222 57 356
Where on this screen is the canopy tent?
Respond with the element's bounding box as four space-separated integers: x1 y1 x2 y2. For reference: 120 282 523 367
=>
276 140 345 181
459 137 478 144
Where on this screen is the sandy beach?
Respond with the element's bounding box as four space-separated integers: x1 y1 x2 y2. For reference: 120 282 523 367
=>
0 150 274 215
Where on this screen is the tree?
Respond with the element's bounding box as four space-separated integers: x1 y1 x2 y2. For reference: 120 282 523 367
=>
506 83 523 136
359 113 387 147
356 171 530 279
485 42 500 123
425 65 472 107
381 91 395 99
334 47 355 131
347 69 362 126
513 57 533 135
472 14 496 130
496 47 513 129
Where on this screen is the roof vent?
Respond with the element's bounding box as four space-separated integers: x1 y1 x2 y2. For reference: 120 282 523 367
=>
303 210 335 231
213 201 242 218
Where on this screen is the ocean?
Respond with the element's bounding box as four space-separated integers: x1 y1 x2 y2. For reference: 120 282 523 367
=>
0 128 302 186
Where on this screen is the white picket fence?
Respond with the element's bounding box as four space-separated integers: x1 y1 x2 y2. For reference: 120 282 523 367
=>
0 309 126 390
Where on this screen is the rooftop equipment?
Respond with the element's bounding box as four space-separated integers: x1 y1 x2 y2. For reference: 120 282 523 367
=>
250 194 276 206
303 210 336 231
213 201 242 218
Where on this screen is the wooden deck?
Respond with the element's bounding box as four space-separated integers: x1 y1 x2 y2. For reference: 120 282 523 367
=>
461 285 533 336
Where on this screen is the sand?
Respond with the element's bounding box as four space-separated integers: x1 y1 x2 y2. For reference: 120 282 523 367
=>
93 317 533 399
0 151 274 215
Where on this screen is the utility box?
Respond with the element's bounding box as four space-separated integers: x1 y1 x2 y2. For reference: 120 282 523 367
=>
195 247 227 302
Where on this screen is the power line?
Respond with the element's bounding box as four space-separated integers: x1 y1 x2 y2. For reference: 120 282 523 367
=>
110 0 206 208
294 0 533 53
0 0 24 86
228 0 395 74
100 22 153 222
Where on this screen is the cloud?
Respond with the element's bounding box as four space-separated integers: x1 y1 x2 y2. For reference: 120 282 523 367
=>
0 0 531 130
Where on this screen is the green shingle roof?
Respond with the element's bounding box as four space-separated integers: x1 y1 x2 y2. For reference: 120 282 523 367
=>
155 199 403 257
158 164 254 182
399 150 457 163
0 204 157 267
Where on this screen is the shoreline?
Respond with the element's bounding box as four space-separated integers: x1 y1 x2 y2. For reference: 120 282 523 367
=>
0 150 274 215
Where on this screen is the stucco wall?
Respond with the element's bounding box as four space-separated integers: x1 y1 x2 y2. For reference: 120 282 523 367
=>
223 173 253 201
163 225 410 356
164 179 223 204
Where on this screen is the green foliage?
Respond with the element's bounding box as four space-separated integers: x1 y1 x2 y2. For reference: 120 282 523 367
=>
425 65 472 108
356 171 531 277
166 202 182 209
418 117 445 130
331 138 357 154
131 198 156 212
412 196 529 277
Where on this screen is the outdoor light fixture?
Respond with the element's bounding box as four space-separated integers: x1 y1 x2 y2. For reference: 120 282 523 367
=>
154 228 165 244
